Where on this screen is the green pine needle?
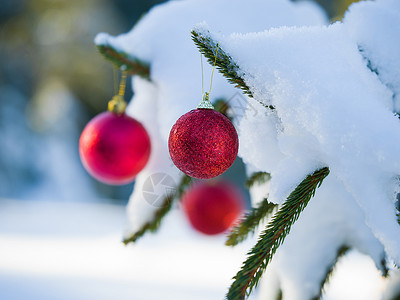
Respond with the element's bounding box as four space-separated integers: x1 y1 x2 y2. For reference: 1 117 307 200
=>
276 289 283 300
245 172 271 189
226 167 330 300
191 30 251 97
225 172 274 246
314 246 388 300
191 30 274 111
313 245 350 300
213 98 231 119
122 194 174 245
226 197 277 246
123 175 192 245
96 44 150 80
380 256 389 278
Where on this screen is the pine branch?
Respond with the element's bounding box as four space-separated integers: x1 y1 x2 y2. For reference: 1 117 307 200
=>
226 197 276 246
226 172 273 246
213 98 231 119
96 44 150 80
380 256 389 278
313 245 350 300
191 30 250 96
388 290 400 300
122 194 173 245
176 174 193 199
226 167 330 300
314 246 388 300
123 175 192 245
245 172 271 189
191 29 274 110
396 199 400 226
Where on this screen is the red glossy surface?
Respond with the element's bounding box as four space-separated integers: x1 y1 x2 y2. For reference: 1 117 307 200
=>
168 109 238 179
182 181 245 235
79 111 151 185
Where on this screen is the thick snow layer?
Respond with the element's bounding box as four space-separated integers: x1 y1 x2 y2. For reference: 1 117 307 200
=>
344 0 400 113
238 101 284 175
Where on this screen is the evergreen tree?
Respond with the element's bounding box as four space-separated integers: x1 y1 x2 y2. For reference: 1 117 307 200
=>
93 0 400 299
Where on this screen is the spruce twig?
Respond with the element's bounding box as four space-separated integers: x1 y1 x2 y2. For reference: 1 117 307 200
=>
314 246 388 300
313 245 350 300
191 29 274 110
276 289 283 300
380 256 389 278
97 44 151 80
122 194 174 245
191 30 251 96
226 172 273 246
226 167 330 300
123 175 192 245
245 172 271 189
226 197 276 246
213 98 231 119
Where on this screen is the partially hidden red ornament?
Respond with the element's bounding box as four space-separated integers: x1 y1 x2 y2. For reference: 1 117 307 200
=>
168 93 238 179
79 83 151 185
182 181 245 235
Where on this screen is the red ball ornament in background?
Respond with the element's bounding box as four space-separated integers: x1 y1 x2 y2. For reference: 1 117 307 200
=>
79 111 151 185
182 181 245 235
168 95 238 179
80 71 151 185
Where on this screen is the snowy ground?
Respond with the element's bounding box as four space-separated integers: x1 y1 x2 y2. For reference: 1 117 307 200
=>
0 199 386 300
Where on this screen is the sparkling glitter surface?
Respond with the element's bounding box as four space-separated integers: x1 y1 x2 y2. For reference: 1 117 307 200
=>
182 181 245 235
168 109 238 179
79 111 151 185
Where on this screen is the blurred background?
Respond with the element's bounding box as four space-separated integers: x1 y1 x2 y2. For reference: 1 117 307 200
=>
0 0 168 203
0 1 373 300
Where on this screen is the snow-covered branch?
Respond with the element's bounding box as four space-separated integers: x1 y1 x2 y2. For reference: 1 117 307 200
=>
96 43 150 79
226 197 276 247
227 167 330 300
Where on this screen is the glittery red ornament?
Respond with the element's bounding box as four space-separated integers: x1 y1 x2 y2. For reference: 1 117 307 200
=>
79 111 151 185
168 109 238 179
182 181 245 235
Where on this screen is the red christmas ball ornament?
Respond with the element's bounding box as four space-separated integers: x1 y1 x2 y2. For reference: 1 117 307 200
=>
168 94 238 179
79 93 151 185
182 181 245 235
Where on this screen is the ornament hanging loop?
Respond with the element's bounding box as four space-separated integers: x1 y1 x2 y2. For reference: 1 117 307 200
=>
208 43 219 95
198 43 219 110
109 66 128 114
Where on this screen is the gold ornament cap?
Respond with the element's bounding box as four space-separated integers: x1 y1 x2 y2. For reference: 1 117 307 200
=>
108 95 127 114
197 92 214 109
